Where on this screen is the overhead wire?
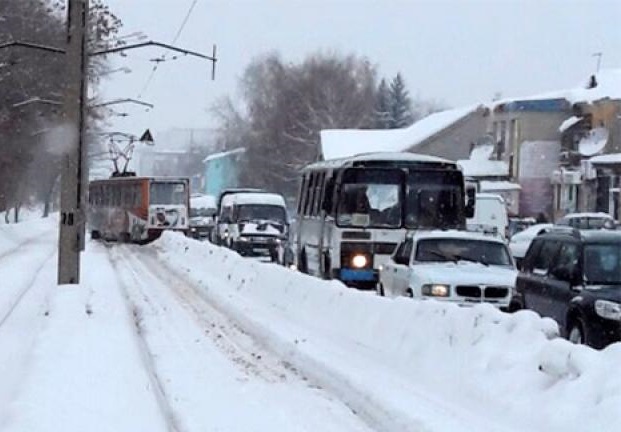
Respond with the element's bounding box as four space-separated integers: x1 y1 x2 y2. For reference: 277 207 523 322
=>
137 0 199 98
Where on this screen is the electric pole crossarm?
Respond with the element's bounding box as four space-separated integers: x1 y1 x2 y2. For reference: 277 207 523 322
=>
0 40 66 54
89 40 218 79
90 98 154 109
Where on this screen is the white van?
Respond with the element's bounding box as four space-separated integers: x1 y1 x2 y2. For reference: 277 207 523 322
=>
467 193 509 240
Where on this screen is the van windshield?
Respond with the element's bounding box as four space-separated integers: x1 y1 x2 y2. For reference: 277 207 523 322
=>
237 205 286 223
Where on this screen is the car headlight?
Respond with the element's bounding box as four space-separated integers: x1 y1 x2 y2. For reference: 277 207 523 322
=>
222 231 229 238
351 254 368 269
594 300 621 321
421 284 450 297
238 236 249 242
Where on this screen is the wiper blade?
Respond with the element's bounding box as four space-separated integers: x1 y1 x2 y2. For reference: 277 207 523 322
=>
428 250 454 262
453 253 489 267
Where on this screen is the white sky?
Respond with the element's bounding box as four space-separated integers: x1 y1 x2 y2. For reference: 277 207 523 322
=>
99 0 621 136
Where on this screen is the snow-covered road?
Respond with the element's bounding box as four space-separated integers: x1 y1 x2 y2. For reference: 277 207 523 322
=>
108 244 372 432
1 219 621 432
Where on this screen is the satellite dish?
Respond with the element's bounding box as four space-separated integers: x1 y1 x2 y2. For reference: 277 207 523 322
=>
579 127 608 156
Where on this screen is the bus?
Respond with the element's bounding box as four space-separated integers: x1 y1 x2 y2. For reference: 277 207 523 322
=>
295 152 475 288
88 176 190 243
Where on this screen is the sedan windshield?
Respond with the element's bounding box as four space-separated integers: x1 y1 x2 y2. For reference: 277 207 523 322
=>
415 238 513 266
584 244 621 285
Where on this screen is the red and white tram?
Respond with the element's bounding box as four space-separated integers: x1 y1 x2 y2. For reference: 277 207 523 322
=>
88 176 190 243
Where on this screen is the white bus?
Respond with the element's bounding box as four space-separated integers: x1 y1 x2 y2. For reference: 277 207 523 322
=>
295 152 475 288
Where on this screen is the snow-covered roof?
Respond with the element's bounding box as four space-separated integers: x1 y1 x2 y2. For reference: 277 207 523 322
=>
561 212 613 220
476 193 505 202
559 116 582 133
203 147 245 163
491 69 621 110
221 192 286 207
590 153 621 165
306 151 453 170
190 194 216 209
479 181 521 192
320 105 480 160
457 159 509 177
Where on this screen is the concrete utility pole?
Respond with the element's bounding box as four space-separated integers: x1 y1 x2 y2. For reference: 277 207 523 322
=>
58 0 89 284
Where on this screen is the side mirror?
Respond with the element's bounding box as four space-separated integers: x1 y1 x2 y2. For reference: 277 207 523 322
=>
465 184 476 218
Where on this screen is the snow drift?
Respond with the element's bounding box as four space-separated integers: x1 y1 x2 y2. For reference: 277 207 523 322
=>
152 232 621 432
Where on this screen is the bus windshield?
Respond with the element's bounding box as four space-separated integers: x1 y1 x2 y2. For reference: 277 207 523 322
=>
405 170 464 229
336 169 403 228
150 182 187 205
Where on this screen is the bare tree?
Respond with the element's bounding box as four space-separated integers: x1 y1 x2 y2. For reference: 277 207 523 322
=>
215 51 378 200
0 0 123 221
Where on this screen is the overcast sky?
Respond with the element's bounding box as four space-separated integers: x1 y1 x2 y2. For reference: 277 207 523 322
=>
100 0 621 136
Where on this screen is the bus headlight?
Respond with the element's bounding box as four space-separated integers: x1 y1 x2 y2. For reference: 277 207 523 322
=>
351 254 368 269
422 284 450 297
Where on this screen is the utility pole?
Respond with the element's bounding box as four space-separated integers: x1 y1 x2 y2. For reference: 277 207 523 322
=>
58 0 89 284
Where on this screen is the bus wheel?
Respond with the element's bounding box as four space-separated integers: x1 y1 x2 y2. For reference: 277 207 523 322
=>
120 232 131 243
91 230 101 240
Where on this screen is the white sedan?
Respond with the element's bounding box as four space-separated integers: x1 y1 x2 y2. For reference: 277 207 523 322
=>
379 230 517 309
508 223 553 267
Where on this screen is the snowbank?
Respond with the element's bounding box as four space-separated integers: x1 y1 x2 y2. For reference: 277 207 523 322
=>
3 246 169 432
0 214 56 256
151 233 621 432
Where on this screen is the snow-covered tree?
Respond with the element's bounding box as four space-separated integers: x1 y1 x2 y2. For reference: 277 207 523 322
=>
389 73 414 128
373 79 393 129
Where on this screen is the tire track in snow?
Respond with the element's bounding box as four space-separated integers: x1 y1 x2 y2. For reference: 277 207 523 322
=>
107 248 182 432
122 245 302 384
109 244 374 432
0 244 56 329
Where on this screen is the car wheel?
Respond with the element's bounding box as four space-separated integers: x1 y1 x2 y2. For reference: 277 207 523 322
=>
405 288 414 298
377 283 385 297
568 318 586 345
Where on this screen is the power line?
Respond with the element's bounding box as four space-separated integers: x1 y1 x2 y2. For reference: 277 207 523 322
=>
137 0 199 98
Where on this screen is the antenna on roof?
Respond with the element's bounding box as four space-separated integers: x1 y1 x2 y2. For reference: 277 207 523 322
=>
592 52 603 75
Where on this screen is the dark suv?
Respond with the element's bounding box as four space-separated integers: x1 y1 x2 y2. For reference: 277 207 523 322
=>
515 228 621 349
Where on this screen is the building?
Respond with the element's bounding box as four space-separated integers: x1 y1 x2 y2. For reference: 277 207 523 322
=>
320 105 488 162
203 148 246 197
